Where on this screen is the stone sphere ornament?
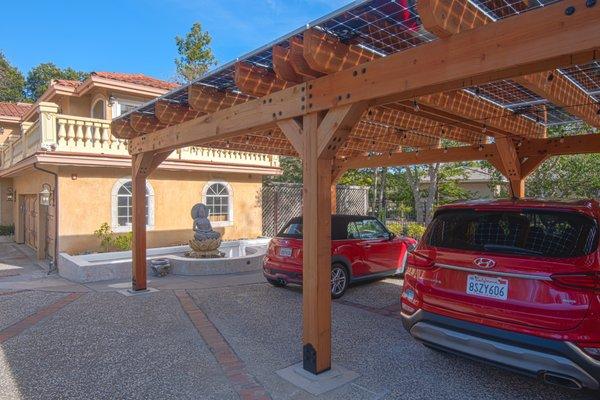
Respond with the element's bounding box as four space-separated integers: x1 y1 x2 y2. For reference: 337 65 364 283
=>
186 203 224 258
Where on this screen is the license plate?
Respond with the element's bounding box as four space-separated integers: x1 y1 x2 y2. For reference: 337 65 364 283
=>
466 275 508 300
279 247 292 257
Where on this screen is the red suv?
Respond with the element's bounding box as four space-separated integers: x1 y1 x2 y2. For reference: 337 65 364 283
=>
401 199 600 390
263 215 416 298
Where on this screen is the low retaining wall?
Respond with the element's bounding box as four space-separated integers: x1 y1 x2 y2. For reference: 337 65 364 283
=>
59 239 270 283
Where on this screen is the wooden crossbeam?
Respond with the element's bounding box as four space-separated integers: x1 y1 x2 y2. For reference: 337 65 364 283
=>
369 106 483 144
302 28 377 75
188 84 250 114
129 113 167 134
155 100 203 125
514 71 600 128
235 62 291 97
417 0 491 38
273 45 304 83
126 1 600 153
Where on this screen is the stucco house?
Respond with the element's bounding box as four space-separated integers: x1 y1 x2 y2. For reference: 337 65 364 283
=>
0 72 280 261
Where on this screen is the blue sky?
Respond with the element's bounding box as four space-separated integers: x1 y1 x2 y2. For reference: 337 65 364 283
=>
1 0 351 81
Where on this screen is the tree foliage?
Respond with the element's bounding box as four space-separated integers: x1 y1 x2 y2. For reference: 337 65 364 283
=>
24 63 88 101
175 22 217 83
0 52 25 102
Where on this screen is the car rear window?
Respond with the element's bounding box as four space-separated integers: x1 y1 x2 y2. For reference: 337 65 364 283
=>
425 209 599 258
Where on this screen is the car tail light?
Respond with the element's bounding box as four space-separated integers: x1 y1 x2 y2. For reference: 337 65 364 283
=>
407 251 434 270
550 272 600 291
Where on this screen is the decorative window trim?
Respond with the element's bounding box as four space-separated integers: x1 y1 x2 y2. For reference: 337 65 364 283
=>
90 95 107 119
111 177 155 232
202 180 234 227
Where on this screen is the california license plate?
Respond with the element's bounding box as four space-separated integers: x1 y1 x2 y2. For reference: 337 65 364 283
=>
279 247 292 257
466 275 508 300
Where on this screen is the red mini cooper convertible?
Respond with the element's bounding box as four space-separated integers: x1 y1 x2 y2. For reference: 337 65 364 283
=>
401 199 600 390
263 215 416 298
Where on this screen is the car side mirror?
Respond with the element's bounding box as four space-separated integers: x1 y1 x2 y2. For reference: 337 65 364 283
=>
388 232 396 241
407 243 417 253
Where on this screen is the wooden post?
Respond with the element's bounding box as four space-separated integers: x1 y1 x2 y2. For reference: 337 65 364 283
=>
331 184 337 214
301 113 333 374
130 151 173 291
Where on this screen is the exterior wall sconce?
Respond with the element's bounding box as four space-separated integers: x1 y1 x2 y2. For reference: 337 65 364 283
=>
40 183 54 206
6 187 14 202
0 127 4 134
108 95 116 107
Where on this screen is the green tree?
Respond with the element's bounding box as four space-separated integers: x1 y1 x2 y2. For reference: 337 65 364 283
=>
0 52 25 102
175 22 217 83
25 63 88 101
264 156 303 183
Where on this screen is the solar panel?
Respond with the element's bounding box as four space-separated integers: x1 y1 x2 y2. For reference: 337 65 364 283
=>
122 0 599 131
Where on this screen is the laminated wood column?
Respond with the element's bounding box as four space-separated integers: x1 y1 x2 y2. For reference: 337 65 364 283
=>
131 151 172 291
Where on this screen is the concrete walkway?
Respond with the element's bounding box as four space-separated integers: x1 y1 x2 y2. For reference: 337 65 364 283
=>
0 243 596 399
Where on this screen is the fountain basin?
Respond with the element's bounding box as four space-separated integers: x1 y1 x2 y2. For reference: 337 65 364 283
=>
58 238 270 283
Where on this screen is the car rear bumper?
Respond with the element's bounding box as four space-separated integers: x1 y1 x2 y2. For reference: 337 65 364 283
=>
402 310 600 390
263 266 303 285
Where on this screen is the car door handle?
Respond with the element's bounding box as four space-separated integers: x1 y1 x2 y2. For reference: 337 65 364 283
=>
363 244 372 248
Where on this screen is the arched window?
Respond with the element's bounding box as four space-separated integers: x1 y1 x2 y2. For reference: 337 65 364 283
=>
202 181 233 226
91 99 106 119
111 178 155 231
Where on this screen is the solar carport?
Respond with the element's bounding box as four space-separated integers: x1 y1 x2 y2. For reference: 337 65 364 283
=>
112 0 600 376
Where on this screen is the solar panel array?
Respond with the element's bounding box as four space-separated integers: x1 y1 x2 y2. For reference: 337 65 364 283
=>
131 0 600 132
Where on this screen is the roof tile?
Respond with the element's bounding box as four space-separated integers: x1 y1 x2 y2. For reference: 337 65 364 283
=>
92 72 179 90
0 102 33 118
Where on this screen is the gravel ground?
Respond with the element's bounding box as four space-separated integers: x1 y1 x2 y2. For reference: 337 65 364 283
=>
342 277 403 308
0 279 597 399
0 291 66 330
190 283 598 400
0 291 236 400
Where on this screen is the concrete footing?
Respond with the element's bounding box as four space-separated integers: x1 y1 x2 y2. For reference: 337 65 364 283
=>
276 362 359 395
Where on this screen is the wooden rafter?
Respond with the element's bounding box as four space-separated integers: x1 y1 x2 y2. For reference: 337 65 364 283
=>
273 45 304 83
417 0 491 38
514 71 600 128
234 62 290 97
188 84 250 113
112 118 136 140
129 113 167 134
288 37 323 79
154 100 203 125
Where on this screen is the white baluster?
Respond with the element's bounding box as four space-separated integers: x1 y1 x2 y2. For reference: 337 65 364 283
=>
66 121 75 145
84 123 93 146
74 121 83 146
101 124 110 147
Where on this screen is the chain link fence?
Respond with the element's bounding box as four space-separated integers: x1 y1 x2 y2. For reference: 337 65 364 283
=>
262 183 369 237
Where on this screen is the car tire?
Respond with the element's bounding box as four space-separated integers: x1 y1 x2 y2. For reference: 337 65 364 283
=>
331 263 349 299
266 278 287 287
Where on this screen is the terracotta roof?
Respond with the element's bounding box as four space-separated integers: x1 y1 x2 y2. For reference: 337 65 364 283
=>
92 72 179 90
0 102 32 118
53 79 82 88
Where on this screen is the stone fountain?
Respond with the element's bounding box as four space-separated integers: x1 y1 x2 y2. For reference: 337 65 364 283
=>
185 203 224 258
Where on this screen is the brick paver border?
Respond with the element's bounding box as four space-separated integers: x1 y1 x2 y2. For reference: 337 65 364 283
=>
0 293 83 343
175 290 271 400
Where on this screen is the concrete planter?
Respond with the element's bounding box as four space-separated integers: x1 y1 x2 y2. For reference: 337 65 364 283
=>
58 238 270 283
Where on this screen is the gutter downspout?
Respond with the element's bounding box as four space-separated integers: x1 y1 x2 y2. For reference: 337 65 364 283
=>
33 163 59 272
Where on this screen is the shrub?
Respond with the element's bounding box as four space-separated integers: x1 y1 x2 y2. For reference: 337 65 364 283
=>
406 223 426 240
0 224 14 236
93 223 133 252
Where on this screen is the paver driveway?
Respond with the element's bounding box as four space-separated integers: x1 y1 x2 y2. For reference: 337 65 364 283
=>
0 243 596 399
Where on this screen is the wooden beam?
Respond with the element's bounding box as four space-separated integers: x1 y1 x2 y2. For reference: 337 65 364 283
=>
272 45 304 83
188 84 250 113
155 100 203 125
495 137 523 197
514 71 600 128
303 28 377 74
417 91 546 138
318 103 368 159
289 37 324 79
129 113 167 134
352 121 441 149
126 2 600 152
277 118 304 154
520 154 547 178
301 112 332 374
112 118 136 139
417 0 491 38
234 62 291 97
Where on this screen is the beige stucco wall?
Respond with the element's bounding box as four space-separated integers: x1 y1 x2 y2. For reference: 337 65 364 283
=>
0 122 21 144
57 166 264 255
0 178 14 226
